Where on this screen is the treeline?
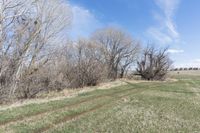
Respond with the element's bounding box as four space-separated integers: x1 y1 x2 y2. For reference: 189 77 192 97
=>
0 0 172 102
171 68 200 71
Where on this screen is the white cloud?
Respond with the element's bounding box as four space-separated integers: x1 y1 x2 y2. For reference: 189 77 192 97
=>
147 0 181 45
147 27 173 44
168 49 184 54
155 0 180 18
70 5 102 39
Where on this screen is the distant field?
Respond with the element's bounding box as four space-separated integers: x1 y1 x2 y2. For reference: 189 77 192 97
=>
170 70 200 76
1 73 200 132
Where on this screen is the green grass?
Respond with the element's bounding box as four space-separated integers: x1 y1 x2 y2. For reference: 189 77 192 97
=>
1 74 200 133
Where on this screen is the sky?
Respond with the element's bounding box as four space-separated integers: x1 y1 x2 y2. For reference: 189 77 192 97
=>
68 0 200 68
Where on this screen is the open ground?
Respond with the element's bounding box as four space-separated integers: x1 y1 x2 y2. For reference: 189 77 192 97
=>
0 71 200 133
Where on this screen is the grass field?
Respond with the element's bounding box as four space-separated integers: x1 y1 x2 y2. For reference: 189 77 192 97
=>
1 72 200 133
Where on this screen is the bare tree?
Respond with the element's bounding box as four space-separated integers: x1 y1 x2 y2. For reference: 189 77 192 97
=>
136 45 172 81
119 44 141 78
92 27 141 80
63 39 105 88
0 0 72 100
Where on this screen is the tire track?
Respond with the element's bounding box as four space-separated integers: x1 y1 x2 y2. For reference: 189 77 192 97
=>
0 84 138 126
36 88 146 133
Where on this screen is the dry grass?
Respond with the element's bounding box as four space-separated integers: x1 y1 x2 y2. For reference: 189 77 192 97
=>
0 80 126 111
170 70 200 76
1 73 200 132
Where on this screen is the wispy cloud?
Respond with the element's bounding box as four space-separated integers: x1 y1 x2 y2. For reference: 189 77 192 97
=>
69 5 103 39
147 0 181 45
168 49 184 54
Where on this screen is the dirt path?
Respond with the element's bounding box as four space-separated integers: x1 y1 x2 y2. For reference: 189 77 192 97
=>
0 79 176 112
0 80 126 112
37 88 146 133
0 86 146 133
0 83 138 127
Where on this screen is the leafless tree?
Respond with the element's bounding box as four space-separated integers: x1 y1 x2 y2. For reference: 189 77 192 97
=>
92 27 141 80
0 0 72 100
63 39 105 88
118 44 141 78
136 45 172 81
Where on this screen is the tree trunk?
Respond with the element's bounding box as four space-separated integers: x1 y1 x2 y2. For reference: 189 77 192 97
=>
120 68 125 78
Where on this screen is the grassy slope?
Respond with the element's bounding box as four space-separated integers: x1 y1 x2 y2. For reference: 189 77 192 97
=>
1 73 200 132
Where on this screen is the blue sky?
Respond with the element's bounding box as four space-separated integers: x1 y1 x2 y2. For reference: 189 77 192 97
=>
68 0 200 67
